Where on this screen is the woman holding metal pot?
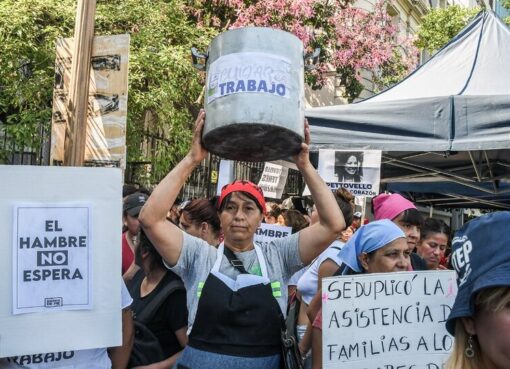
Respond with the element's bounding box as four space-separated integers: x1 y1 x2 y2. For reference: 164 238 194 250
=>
138 110 345 369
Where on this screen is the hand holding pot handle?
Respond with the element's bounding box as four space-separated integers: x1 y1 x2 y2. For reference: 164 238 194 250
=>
292 119 311 170
189 109 208 164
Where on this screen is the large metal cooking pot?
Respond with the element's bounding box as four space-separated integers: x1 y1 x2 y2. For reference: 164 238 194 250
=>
192 27 319 162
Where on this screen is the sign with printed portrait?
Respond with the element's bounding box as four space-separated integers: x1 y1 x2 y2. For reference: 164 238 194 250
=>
322 271 458 369
318 149 382 197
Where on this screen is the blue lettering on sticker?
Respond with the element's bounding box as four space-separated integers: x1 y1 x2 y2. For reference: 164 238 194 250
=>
235 80 246 92
276 84 286 96
257 80 268 92
226 82 235 94
219 83 226 95
217 80 288 98
247 80 257 91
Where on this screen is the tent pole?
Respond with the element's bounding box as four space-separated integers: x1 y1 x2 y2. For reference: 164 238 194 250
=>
468 151 482 182
417 194 510 210
483 150 498 193
383 158 496 195
383 155 478 183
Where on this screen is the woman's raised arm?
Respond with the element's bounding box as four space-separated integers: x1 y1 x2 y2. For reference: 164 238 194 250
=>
295 121 345 264
138 110 207 266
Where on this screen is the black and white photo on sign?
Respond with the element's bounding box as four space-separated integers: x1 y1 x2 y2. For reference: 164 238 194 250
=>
335 151 364 182
318 149 382 197
322 271 458 369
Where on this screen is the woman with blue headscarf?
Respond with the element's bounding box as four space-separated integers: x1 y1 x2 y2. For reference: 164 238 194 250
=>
307 219 410 369
337 219 410 274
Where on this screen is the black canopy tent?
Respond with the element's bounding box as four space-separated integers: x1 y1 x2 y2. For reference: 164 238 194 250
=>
305 11 510 209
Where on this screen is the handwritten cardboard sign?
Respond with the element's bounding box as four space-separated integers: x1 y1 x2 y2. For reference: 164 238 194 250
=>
322 271 457 369
258 162 289 199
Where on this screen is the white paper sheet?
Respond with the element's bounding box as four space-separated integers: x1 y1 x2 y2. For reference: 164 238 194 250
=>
12 204 92 314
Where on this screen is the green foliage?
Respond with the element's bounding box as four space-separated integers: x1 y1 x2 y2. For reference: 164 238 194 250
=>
0 0 423 178
503 0 510 25
95 0 216 181
415 5 479 53
0 0 75 162
0 0 215 181
372 48 413 94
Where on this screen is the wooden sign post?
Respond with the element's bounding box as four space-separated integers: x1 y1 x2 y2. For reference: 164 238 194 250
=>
63 0 97 166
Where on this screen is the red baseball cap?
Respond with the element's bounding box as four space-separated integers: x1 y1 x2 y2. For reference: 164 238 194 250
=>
218 180 266 214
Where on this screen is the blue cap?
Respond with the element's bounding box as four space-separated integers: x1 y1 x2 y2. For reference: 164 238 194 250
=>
338 219 405 273
446 211 510 334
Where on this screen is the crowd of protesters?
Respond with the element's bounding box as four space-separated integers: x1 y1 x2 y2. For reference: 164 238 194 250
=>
2 112 509 369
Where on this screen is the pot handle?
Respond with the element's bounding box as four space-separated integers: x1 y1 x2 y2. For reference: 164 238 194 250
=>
304 48 321 71
191 47 208 71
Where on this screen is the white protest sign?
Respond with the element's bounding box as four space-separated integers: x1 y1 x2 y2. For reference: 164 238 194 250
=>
254 223 292 248
13 204 92 314
0 165 122 357
206 52 291 104
322 271 457 369
258 162 289 199
318 149 382 197
302 185 310 197
355 195 366 207
216 160 235 196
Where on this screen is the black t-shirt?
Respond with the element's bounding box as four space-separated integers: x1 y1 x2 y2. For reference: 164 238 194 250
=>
129 270 188 358
410 252 428 271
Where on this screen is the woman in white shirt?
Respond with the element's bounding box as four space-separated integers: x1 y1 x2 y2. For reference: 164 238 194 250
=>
295 188 354 367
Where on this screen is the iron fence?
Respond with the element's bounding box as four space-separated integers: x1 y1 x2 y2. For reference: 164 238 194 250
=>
125 155 304 201
0 121 51 166
1 122 304 202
